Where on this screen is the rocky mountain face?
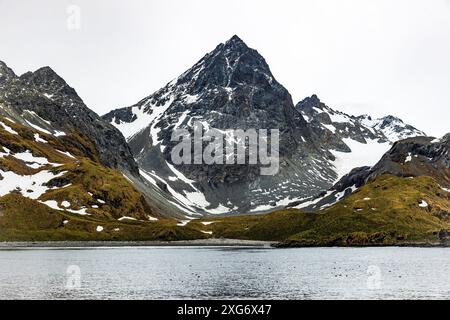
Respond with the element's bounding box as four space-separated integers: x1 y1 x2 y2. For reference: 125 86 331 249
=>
0 61 193 219
0 114 159 224
0 61 212 238
0 113 213 241
103 35 426 217
0 61 160 221
0 61 139 176
104 36 337 216
293 134 449 211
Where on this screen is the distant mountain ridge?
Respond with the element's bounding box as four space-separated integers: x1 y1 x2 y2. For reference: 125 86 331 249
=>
296 94 425 178
297 94 425 147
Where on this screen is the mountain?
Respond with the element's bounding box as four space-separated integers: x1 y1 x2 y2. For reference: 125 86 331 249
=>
0 104 208 241
103 35 334 216
0 61 210 239
197 174 450 246
190 135 450 245
103 35 425 217
0 40 445 244
341 134 450 188
0 61 197 218
291 133 449 211
296 94 425 178
0 61 138 176
298 95 424 143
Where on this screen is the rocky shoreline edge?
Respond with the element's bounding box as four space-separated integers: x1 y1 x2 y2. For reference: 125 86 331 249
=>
1 239 450 249
0 239 275 248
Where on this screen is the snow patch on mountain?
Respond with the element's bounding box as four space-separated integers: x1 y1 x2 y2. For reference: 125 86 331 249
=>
34 133 47 143
0 120 18 135
0 169 67 199
331 138 391 181
139 169 200 216
13 150 62 169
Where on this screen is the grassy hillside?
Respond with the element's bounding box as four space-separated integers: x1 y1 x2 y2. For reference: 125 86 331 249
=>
0 189 206 242
190 175 450 246
0 116 152 218
0 116 206 241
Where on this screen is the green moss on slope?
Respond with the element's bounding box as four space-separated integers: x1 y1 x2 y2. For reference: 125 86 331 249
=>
194 175 450 246
1 116 193 240
40 158 153 220
0 193 206 241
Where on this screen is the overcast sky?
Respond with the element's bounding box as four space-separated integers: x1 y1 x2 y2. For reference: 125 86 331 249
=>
0 0 449 137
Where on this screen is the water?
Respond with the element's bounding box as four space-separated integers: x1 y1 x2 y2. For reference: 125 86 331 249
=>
0 246 449 299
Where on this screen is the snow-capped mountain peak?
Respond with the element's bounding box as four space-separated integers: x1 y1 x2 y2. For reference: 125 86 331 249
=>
104 34 292 144
103 36 322 216
102 38 427 217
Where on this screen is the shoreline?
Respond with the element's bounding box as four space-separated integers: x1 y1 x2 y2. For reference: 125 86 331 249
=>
274 241 450 248
1 239 449 249
0 239 276 248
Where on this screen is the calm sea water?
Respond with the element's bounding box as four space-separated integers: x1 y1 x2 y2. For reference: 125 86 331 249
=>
0 246 449 299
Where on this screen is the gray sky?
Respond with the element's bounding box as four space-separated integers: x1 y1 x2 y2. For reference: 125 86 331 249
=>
1 0 449 137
